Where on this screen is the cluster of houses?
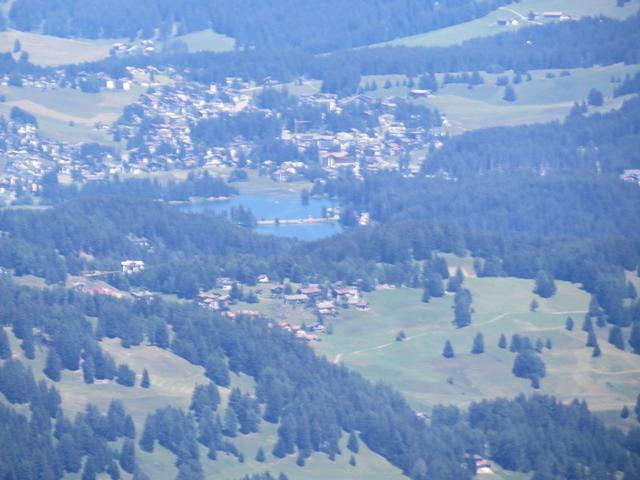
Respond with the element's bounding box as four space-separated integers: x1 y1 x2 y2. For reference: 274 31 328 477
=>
0 119 65 202
274 93 435 180
277 322 320 342
72 281 126 299
275 282 369 317
0 61 443 202
113 81 258 174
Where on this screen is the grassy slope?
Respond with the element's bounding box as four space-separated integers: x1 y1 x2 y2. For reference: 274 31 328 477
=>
372 0 640 48
0 84 143 144
360 64 640 133
1 326 404 480
169 29 235 53
306 264 640 428
0 30 113 66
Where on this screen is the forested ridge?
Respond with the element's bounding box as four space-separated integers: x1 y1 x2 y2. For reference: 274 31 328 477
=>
7 0 515 52
1 274 640 479
423 97 640 176
71 13 640 92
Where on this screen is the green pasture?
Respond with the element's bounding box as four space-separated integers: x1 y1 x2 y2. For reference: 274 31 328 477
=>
0 30 113 66
170 29 235 53
0 84 143 144
372 0 640 48
359 64 640 133
312 269 640 426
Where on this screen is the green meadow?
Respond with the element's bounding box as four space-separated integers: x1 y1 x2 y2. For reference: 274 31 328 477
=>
309 266 640 428
0 84 144 144
170 29 236 53
372 0 640 48
0 30 113 66
360 63 640 133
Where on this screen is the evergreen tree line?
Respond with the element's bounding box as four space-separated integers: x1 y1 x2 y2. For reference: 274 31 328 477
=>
1 273 640 478
70 13 640 95
8 0 515 52
423 96 640 176
39 170 237 204
0 355 139 479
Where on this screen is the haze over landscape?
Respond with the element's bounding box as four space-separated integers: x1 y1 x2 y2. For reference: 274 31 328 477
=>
0 1 640 479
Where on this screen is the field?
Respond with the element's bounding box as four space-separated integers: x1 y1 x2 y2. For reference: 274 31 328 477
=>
170 29 236 53
361 63 640 133
0 84 144 144
0 30 113 66
298 261 640 428
372 0 640 48
229 264 640 425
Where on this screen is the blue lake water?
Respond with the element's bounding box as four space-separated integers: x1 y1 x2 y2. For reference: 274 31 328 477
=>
183 194 342 241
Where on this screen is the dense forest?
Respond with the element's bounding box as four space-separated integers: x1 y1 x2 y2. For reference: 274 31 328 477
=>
8 0 515 51
40 171 237 204
70 13 640 93
423 96 640 176
1 274 639 479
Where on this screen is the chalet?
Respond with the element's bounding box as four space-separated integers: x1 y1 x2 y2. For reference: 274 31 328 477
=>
473 456 493 475
257 274 270 283
298 284 322 297
296 330 318 342
334 286 360 304
316 300 337 316
284 293 309 305
355 301 370 312
409 89 432 98
542 11 563 18
121 260 145 275
270 286 284 298
215 277 234 289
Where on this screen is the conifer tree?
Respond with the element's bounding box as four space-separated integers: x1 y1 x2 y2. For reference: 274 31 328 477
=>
427 273 445 297
453 288 472 328
621 405 630 419
82 456 97 480
530 298 539 312
139 417 155 452
82 357 95 384
349 455 357 466
608 326 625 350
592 343 601 358
119 439 136 474
545 338 552 350
586 330 597 347
443 340 454 358
256 447 266 463
565 316 574 331
630 322 640 354
534 270 556 298
535 338 544 353
347 431 359 453
498 334 507 349
421 287 431 303
141 368 150 388
0 329 11 359
471 333 484 354
124 415 136 439
44 349 62 382
582 316 594 333
503 85 517 102
223 407 238 437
